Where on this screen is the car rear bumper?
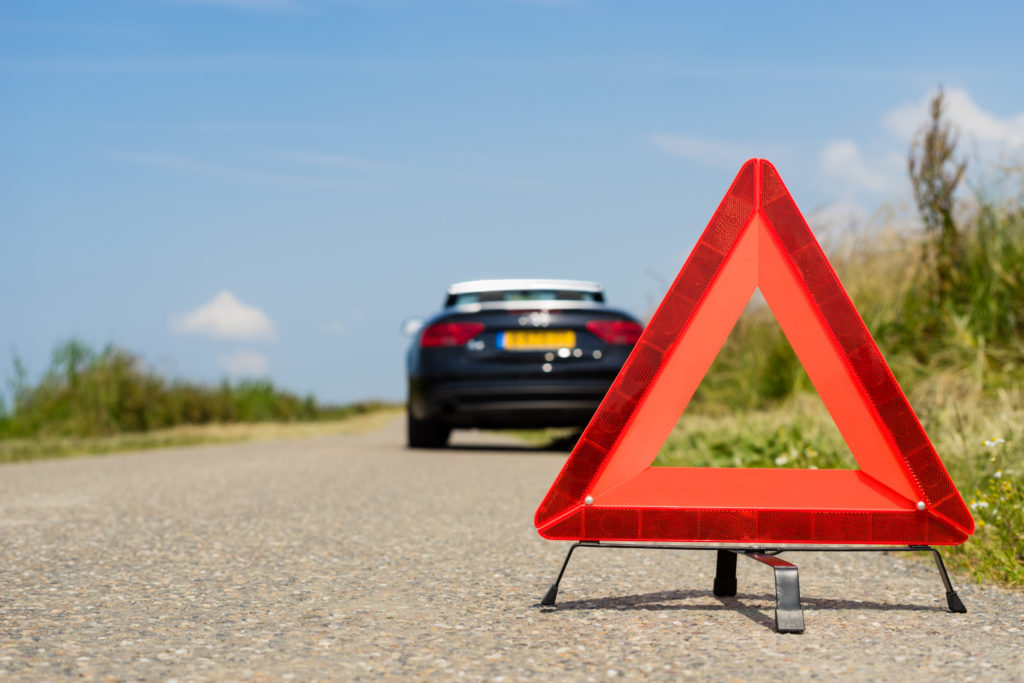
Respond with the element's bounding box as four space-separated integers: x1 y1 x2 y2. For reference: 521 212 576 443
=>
410 378 612 429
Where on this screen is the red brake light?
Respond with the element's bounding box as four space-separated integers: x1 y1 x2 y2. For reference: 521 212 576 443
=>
586 320 643 345
420 321 485 347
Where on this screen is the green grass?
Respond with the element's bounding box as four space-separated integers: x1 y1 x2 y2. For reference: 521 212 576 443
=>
0 339 381 440
654 394 856 470
0 338 402 464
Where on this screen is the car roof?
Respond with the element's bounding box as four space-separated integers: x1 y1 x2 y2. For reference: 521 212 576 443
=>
447 279 603 295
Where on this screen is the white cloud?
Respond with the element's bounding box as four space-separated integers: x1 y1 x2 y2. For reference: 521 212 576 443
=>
172 290 276 341
220 349 270 376
807 199 868 232
819 88 1024 202
820 139 889 195
884 87 1024 148
884 97 930 141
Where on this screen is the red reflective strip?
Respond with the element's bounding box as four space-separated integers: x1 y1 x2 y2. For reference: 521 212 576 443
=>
538 508 968 545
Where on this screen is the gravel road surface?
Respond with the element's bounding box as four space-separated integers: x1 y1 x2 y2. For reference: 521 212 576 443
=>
2 418 1022 680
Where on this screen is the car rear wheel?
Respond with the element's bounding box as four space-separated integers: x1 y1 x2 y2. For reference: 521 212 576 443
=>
407 411 451 449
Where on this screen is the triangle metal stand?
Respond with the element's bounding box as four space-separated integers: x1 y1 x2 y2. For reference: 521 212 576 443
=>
540 542 965 634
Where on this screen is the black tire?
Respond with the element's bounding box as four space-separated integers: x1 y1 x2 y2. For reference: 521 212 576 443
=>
407 411 451 449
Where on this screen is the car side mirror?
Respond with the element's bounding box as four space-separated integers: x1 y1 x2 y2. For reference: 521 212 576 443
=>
401 317 424 337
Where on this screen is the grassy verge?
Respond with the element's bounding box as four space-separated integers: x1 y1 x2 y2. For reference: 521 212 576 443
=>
0 340 387 439
0 405 402 464
655 390 1024 587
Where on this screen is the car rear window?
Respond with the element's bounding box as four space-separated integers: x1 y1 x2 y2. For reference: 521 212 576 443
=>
447 289 603 307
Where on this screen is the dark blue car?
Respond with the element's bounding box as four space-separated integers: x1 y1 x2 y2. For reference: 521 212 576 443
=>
404 279 642 448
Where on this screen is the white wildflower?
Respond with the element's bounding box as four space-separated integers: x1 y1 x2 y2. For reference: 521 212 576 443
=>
983 437 1005 447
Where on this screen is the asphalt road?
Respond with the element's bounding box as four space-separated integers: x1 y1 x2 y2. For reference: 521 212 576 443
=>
2 418 1022 681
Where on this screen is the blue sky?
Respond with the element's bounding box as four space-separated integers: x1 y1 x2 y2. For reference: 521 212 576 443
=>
3 0 1024 405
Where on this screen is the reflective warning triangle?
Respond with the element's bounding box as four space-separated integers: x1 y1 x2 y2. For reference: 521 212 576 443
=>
535 159 974 545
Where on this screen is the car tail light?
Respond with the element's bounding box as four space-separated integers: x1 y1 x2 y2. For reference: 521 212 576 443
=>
586 320 643 345
420 321 485 347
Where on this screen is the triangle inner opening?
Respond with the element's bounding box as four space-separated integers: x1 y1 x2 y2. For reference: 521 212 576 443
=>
653 288 858 471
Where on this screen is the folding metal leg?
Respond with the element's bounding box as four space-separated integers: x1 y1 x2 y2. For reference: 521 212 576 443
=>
541 542 583 606
744 553 805 634
927 547 966 613
713 549 738 596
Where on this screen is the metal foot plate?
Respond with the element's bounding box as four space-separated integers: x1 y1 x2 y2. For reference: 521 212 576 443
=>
745 553 805 634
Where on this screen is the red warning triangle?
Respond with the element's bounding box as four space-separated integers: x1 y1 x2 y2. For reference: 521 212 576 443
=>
536 159 974 545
